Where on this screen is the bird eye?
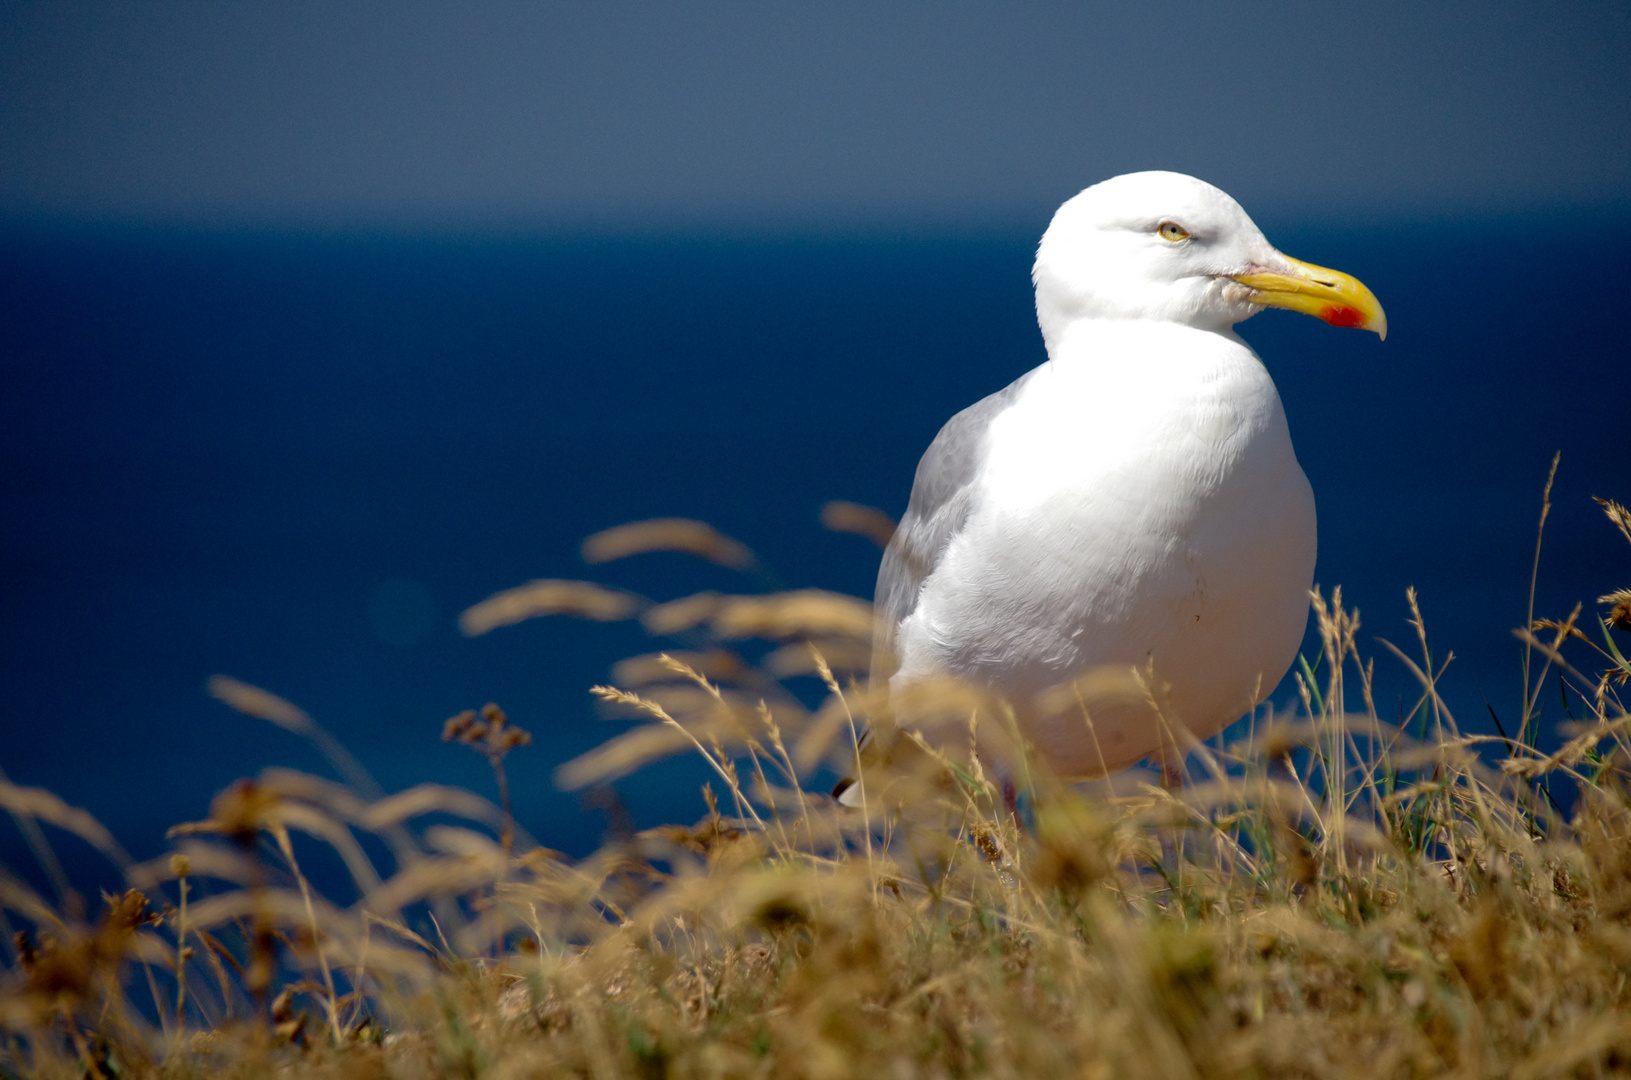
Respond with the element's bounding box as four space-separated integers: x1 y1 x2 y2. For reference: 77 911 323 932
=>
1158 221 1190 242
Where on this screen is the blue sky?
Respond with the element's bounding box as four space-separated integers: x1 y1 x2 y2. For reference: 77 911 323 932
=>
2 1 1629 229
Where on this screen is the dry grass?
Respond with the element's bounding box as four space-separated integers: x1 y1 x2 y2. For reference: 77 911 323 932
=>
2 497 1630 1080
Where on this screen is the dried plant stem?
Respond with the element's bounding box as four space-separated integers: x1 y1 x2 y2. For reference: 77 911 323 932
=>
662 655 789 852
592 683 770 836
813 648 874 884
173 868 188 1033
760 701 812 854
493 757 514 863
1522 451 1562 745
271 825 342 1045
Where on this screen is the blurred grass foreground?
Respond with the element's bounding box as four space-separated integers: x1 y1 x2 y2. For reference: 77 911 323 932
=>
3 482 1631 1080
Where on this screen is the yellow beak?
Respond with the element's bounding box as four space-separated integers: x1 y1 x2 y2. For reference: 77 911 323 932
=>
1231 255 1387 340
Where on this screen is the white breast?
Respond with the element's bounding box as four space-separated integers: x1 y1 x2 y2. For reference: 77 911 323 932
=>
892 320 1316 775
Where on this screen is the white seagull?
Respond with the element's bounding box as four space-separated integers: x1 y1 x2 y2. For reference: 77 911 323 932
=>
860 171 1384 790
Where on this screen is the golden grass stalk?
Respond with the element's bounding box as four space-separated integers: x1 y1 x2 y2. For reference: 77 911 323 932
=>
209 677 384 798
818 500 897 548
459 579 642 635
710 589 874 641
581 518 759 571
0 779 130 871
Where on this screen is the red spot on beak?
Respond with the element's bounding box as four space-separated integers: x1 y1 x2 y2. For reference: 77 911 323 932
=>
1320 305 1367 329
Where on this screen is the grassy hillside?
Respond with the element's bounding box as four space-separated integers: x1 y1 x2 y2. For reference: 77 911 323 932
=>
2 491 1629 1079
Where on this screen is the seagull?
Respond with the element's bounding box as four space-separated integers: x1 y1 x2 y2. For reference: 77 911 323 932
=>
849 171 1384 796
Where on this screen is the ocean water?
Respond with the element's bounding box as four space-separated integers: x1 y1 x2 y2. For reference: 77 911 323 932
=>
1 219 1625 895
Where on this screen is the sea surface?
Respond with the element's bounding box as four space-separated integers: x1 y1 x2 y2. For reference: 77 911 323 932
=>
1 217 1626 896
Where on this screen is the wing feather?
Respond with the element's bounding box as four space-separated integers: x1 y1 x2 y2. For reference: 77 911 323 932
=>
870 370 1037 685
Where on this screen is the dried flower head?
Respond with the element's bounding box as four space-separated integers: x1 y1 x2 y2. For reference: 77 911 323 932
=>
1599 588 1631 632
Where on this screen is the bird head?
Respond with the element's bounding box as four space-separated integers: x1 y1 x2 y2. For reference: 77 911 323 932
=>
1032 171 1385 351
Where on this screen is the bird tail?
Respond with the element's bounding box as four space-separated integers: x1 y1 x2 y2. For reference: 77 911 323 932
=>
830 724 875 807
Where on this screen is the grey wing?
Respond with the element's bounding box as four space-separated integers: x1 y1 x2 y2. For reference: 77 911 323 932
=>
870 370 1037 685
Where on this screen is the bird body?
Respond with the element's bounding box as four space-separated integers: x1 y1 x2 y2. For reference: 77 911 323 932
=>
886 319 1314 774
868 171 1383 781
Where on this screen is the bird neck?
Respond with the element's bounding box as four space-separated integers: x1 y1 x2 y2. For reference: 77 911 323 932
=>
1041 315 1246 365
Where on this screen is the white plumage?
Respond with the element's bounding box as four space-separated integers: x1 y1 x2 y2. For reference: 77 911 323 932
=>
871 171 1385 779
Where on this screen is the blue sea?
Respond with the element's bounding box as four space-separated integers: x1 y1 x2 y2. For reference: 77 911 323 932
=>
1 217 1626 896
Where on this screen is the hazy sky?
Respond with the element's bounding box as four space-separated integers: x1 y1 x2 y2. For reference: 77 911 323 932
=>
2 1 1628 229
